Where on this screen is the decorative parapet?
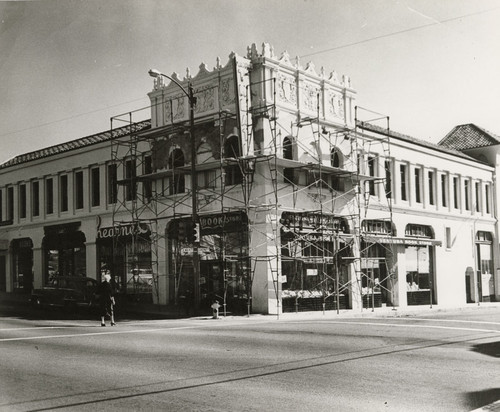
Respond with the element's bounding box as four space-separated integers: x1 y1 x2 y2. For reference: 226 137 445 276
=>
148 42 355 130
148 53 250 128
246 42 356 127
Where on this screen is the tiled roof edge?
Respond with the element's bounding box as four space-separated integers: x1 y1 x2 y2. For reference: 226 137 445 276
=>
438 123 500 149
357 121 479 162
0 120 151 170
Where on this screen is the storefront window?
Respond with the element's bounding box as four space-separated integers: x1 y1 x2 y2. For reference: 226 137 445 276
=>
167 212 250 313
280 211 351 312
96 223 152 297
43 226 86 284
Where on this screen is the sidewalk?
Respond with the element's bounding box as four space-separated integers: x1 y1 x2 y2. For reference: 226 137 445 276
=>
120 299 500 321
1 291 500 320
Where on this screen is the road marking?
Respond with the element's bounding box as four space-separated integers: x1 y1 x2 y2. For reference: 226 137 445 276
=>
394 317 500 326
0 320 261 342
1 317 499 343
0 326 71 332
296 319 500 334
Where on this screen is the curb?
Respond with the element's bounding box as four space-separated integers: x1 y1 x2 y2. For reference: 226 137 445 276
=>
471 400 500 411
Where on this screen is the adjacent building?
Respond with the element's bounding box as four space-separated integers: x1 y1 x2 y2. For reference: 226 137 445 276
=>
0 43 497 314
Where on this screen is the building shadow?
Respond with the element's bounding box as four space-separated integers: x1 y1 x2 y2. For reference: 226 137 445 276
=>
463 388 500 411
470 341 500 358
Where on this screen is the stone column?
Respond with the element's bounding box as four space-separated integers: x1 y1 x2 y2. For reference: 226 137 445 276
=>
396 244 408 308
250 216 281 315
32 246 44 290
85 241 98 281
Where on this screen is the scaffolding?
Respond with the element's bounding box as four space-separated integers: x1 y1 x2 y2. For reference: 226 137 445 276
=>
106 46 394 315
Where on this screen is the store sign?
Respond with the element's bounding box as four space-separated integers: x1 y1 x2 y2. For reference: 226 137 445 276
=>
181 247 193 256
200 212 247 234
281 211 349 233
97 223 150 239
363 235 442 247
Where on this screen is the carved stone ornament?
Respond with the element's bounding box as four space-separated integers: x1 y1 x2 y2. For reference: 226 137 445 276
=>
194 87 216 114
328 91 337 116
278 74 297 105
302 84 320 112
221 78 233 105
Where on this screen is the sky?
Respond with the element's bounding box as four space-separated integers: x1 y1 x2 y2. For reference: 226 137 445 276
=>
1 0 499 164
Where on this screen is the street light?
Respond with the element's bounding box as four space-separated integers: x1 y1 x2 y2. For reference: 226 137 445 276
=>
148 68 200 309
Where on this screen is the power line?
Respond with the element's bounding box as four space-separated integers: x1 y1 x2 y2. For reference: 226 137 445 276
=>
300 6 500 59
0 97 147 138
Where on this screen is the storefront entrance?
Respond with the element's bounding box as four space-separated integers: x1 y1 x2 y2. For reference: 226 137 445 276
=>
360 220 396 309
11 238 33 292
476 231 495 302
404 224 437 306
97 223 152 300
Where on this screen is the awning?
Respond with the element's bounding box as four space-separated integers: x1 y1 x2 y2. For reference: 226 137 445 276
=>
362 235 442 247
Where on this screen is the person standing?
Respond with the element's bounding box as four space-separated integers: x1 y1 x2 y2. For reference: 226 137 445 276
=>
98 273 115 327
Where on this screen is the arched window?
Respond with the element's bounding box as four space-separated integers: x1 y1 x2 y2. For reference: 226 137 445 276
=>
168 148 185 195
331 147 343 191
331 147 342 168
283 136 295 184
224 135 243 185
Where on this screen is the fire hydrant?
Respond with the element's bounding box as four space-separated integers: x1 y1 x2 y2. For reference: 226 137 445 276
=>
211 300 221 319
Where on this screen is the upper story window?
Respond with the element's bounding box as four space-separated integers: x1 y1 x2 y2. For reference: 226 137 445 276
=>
125 159 137 201
400 164 408 201
224 135 243 186
7 187 14 221
464 179 470 211
283 137 295 185
32 181 40 217
75 171 84 210
440 174 448 207
19 184 27 219
475 182 481 213
414 168 422 203
453 177 459 209
46 178 54 215
367 155 376 196
385 160 392 199
143 155 153 202
485 184 491 214
283 137 293 160
331 147 343 191
60 175 69 212
107 164 118 204
91 167 100 207
428 171 435 206
168 148 185 195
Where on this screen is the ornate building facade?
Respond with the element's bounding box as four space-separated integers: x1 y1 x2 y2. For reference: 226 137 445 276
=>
0 43 497 314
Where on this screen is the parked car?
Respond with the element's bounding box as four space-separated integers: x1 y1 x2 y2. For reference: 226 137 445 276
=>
31 276 98 309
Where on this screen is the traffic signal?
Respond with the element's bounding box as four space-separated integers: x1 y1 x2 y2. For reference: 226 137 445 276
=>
187 220 200 243
194 222 200 243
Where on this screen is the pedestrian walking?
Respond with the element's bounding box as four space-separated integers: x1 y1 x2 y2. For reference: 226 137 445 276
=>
97 273 115 327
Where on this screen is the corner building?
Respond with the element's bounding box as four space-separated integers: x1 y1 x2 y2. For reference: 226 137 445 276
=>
0 43 497 314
